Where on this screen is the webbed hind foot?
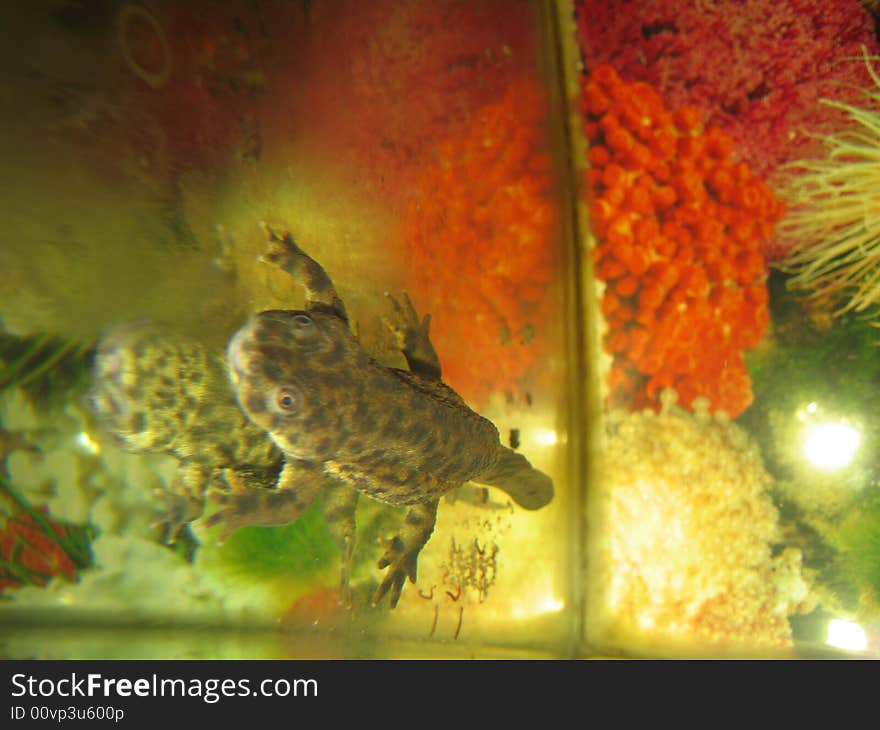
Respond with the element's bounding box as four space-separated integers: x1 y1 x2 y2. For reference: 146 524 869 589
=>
372 500 438 609
373 535 420 609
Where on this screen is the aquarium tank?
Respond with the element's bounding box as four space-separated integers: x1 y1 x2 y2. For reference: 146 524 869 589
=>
1 0 879 659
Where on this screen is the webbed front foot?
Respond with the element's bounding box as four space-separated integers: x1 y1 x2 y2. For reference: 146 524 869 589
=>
257 223 348 322
203 462 322 543
152 489 203 545
259 224 307 268
203 486 302 543
383 291 441 380
203 487 266 543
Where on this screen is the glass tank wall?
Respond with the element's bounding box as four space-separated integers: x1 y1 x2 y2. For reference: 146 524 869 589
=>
575 0 880 657
0 0 581 659
0 0 878 659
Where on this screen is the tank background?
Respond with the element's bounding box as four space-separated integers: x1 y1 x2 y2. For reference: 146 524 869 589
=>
0 0 576 658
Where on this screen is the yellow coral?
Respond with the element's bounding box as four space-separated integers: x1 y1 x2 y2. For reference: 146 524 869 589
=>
587 392 814 654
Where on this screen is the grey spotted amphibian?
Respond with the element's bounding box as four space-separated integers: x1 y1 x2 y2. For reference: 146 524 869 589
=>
214 228 555 607
89 321 282 543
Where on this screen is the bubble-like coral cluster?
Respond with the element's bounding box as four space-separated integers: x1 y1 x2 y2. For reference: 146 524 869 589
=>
589 392 815 651
400 75 559 404
582 65 785 417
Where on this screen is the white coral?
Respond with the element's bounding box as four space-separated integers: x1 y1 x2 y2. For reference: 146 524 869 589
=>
588 396 815 652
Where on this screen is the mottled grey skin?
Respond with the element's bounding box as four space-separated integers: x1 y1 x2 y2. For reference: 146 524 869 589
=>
89 322 281 543
213 229 554 607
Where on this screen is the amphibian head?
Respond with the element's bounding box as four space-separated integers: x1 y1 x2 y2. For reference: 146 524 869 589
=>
227 308 359 460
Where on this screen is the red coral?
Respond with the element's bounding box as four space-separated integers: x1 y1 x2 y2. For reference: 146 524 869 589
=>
290 0 538 211
574 0 880 261
584 66 785 417
0 507 83 593
399 76 559 405
119 2 276 176
109 0 540 211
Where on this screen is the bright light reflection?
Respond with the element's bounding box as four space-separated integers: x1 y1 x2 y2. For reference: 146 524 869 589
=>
511 594 565 620
533 429 558 447
826 619 867 652
802 422 860 470
76 431 101 455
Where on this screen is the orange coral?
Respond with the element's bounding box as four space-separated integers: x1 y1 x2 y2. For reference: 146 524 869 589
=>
583 65 785 417
400 76 558 405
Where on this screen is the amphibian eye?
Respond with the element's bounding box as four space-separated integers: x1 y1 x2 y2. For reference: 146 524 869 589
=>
289 313 317 341
273 386 300 415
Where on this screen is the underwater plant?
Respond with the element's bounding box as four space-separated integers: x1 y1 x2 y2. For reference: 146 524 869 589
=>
0 333 93 412
582 65 785 417
195 500 341 598
737 270 880 621
832 489 880 615
775 51 880 324
0 332 97 594
0 476 93 594
195 496 402 613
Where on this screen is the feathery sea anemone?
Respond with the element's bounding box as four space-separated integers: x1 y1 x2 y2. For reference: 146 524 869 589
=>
776 50 880 323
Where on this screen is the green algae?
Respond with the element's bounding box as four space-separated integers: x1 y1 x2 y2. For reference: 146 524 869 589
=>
743 270 880 478
743 270 880 618
197 494 400 593
197 498 337 587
